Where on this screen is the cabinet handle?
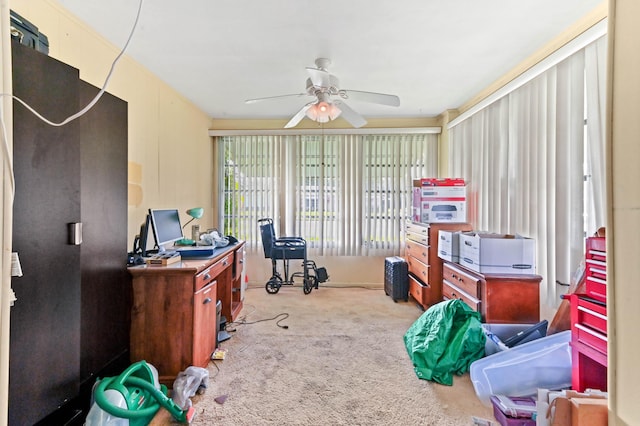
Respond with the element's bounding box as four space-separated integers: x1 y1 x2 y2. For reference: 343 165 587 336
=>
203 297 212 305
451 273 457 279
204 273 211 281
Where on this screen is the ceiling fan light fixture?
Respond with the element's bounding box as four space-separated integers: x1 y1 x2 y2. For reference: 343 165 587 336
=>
305 100 341 123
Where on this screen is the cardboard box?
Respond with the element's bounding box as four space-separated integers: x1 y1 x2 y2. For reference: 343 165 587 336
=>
412 186 467 223
437 230 463 262
570 398 608 426
537 389 607 426
459 232 535 274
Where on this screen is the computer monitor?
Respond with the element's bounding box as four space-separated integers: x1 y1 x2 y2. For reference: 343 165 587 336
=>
133 213 152 256
149 208 184 252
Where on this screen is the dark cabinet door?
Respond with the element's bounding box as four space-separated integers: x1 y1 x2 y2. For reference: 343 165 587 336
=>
79 80 130 383
10 43 82 425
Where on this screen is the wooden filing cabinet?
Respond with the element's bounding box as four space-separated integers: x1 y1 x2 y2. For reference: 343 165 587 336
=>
405 221 472 310
442 261 541 323
128 242 244 384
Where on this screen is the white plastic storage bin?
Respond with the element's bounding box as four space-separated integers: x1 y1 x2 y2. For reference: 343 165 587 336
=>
482 321 548 356
470 330 572 406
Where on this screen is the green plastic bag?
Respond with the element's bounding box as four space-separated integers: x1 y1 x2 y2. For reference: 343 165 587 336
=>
403 299 486 385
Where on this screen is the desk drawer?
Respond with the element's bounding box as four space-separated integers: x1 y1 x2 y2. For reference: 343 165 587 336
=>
195 255 231 291
406 239 429 264
443 280 480 312
442 263 479 298
407 256 429 284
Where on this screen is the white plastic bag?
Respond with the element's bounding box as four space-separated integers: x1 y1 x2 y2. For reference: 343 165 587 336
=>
171 366 209 410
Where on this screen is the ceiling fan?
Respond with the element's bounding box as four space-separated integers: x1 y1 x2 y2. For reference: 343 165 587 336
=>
245 58 400 128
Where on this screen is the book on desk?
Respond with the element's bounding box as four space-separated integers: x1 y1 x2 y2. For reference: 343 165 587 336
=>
146 252 181 266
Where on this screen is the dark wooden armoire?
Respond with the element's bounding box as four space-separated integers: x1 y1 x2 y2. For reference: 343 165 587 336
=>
10 40 131 425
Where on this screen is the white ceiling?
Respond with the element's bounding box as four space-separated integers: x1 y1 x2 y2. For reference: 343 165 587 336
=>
56 0 604 125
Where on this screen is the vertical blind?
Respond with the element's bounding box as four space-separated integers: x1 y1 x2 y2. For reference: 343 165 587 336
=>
219 133 438 256
449 35 607 310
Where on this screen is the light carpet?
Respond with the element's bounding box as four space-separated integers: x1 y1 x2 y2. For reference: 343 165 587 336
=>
152 285 494 425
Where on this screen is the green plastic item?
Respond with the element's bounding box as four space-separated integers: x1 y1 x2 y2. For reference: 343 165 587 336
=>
403 299 486 385
94 360 193 425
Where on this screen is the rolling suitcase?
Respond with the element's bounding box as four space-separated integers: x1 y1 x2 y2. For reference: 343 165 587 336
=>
384 256 409 302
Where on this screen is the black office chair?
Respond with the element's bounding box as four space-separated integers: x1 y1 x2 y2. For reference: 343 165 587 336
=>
258 218 328 294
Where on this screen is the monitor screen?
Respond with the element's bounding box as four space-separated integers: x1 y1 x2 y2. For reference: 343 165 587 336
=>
149 208 183 250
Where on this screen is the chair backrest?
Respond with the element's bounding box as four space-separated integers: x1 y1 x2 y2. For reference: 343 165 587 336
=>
258 218 276 258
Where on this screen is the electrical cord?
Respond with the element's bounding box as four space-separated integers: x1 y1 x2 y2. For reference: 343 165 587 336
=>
0 0 144 201
231 312 290 329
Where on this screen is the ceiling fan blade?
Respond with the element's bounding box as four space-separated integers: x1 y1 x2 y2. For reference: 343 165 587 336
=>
341 90 400 107
245 93 309 104
333 100 367 128
306 67 332 88
284 103 313 128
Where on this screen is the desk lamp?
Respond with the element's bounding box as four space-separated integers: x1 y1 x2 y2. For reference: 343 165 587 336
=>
176 207 204 246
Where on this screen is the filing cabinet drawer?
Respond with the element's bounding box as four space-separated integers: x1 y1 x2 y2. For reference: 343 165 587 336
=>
406 221 429 237
406 222 429 245
407 256 429 284
442 280 480 312
406 239 429 264
409 274 427 306
442 262 479 298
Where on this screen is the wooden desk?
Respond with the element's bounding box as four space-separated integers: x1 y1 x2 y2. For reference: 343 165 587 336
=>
128 241 244 383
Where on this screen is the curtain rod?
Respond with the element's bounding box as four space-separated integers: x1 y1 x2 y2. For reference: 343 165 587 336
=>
208 127 441 136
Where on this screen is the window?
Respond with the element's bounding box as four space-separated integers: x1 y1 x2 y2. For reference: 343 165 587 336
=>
219 132 438 256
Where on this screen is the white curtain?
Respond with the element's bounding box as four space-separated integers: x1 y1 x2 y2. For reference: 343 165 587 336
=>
585 36 608 230
449 37 606 313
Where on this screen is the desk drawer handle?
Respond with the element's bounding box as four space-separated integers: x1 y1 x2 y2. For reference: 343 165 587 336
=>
204 273 211 281
203 297 212 305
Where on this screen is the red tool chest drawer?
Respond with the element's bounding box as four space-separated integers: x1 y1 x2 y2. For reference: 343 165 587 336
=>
585 237 606 303
576 297 607 335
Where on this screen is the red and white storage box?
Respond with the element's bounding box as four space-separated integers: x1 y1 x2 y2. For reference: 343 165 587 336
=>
459 232 535 275
411 178 467 223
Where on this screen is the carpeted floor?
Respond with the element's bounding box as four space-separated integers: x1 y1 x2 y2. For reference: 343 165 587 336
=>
152 285 495 425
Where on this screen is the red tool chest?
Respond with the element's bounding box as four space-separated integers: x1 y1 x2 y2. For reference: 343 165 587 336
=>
569 236 607 392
